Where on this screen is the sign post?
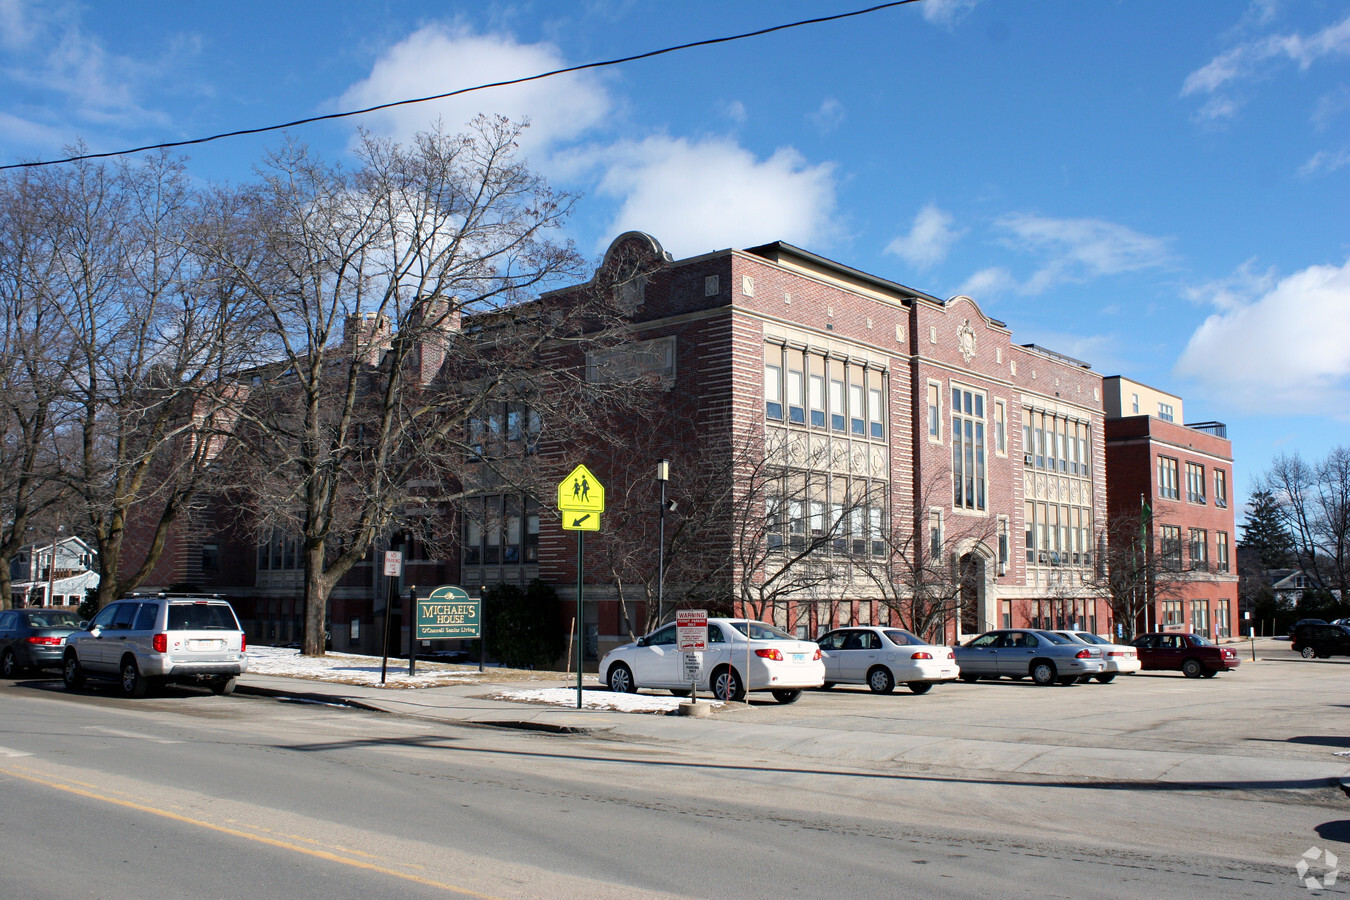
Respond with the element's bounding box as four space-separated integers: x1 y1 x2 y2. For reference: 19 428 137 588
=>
677 609 708 700
380 551 402 684
558 464 605 709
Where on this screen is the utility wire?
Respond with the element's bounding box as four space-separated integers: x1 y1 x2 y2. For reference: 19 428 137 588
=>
1 0 924 171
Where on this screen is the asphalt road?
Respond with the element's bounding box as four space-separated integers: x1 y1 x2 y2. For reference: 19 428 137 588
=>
0 645 1346 899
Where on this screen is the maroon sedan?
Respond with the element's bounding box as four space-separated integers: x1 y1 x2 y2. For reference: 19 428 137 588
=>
1130 632 1240 678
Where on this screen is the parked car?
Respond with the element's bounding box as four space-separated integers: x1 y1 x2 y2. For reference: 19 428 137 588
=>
1130 632 1240 677
815 626 958 694
1291 623 1350 659
1048 630 1141 683
953 629 1105 686
1289 619 1328 640
0 609 85 676
600 618 823 703
63 595 248 697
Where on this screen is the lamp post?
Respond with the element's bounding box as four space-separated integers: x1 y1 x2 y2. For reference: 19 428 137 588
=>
656 459 669 625
46 525 63 608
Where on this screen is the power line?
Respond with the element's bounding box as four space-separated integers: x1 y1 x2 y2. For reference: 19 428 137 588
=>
1 1 924 172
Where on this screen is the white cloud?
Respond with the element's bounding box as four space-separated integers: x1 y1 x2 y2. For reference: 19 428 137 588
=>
338 25 613 159
1184 259 1276 312
721 100 748 124
1182 12 1350 116
585 135 840 258
957 266 1016 299
809 98 845 133
1300 146 1350 176
885 203 964 270
991 213 1172 295
1175 259 1350 415
921 0 981 27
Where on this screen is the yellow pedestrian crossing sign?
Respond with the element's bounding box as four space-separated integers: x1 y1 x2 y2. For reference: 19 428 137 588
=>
558 464 604 531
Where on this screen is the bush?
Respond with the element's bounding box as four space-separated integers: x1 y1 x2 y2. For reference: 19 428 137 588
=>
482 580 567 670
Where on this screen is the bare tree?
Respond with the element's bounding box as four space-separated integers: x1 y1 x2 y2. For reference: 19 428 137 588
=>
1260 448 1350 600
8 152 255 609
1093 500 1197 639
860 472 998 643
211 118 649 655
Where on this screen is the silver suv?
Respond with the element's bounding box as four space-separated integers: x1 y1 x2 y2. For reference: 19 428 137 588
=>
63 595 248 697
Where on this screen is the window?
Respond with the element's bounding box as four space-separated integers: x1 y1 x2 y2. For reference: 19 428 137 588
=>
1158 402 1174 422
929 510 943 559
1159 525 1182 570
927 382 940 439
766 494 785 551
951 387 986 511
1162 600 1183 626
765 362 783 420
1214 602 1230 638
1216 531 1229 573
201 543 219 572
994 400 1006 455
1189 528 1208 570
1157 456 1179 500
831 368 846 432
463 517 482 565
868 386 884 440
1191 602 1209 637
1131 393 1140 414
809 373 825 428
1186 462 1205 504
849 381 865 436
1214 469 1228 508
787 363 805 424
525 505 540 563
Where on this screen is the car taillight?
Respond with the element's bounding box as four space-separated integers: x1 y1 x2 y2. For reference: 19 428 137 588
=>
1107 650 1123 657
755 648 783 661
946 650 955 659
152 633 167 653
911 651 933 660
25 636 63 646
241 634 246 653
1075 649 1092 659
812 648 821 660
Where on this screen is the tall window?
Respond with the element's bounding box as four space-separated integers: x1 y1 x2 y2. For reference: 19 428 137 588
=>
1214 602 1230 638
994 400 1006 455
868 386 884 440
1216 531 1229 572
849 381 865 436
927 383 940 439
929 509 943 558
1159 525 1182 570
809 372 826 428
1189 528 1208 570
1157 456 1179 500
787 365 805 424
765 362 783 420
952 387 986 511
830 364 846 432
1214 469 1228 508
1162 600 1183 626
1186 462 1205 504
1191 602 1209 637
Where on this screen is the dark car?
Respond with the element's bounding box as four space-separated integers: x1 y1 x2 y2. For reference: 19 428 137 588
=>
0 609 85 676
1130 632 1240 678
1291 623 1350 659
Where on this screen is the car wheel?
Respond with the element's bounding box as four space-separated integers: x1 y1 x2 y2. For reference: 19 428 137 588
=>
818 682 835 690
1181 658 1203 678
1094 673 1116 684
1300 646 1316 659
711 666 745 702
1 648 18 678
607 663 635 694
960 673 980 683
1058 675 1080 686
669 688 691 697
62 652 86 690
771 689 801 704
867 666 896 694
1200 669 1218 678
209 676 238 695
120 657 149 698
908 682 933 695
1031 661 1057 686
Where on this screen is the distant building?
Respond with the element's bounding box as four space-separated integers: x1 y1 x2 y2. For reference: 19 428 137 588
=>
1102 377 1238 637
10 535 99 607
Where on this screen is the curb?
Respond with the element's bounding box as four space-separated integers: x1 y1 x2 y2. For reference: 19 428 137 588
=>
234 683 384 713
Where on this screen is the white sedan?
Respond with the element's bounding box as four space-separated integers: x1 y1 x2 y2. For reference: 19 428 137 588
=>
600 618 824 703
816 626 959 694
1050 630 1141 682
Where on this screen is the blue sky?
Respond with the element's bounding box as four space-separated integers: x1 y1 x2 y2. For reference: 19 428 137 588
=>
2 0 1348 512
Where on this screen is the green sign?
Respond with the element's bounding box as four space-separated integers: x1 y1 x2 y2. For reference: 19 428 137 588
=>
416 585 480 639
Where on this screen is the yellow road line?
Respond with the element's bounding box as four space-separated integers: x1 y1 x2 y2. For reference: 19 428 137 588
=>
1 765 504 899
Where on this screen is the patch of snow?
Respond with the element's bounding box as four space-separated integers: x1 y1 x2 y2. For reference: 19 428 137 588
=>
245 646 557 689
492 687 725 715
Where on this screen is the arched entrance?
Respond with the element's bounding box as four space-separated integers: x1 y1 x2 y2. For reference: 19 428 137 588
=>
957 547 995 639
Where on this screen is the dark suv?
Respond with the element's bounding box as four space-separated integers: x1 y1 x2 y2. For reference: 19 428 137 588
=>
1291 623 1350 659
63 595 248 697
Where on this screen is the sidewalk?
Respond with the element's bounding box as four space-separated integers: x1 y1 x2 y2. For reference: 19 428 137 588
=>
236 653 1350 793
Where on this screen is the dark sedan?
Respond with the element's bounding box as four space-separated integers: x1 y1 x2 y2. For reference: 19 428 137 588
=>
1130 632 1240 678
0 608 85 676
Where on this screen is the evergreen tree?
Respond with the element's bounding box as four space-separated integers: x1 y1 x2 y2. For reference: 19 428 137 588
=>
1239 488 1295 569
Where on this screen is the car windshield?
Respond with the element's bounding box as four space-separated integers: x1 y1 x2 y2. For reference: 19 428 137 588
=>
727 621 797 641
1072 632 1108 644
1038 631 1073 645
883 629 923 646
167 603 240 631
26 611 82 628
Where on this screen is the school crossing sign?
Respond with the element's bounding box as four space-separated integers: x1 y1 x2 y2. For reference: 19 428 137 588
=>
557 464 604 531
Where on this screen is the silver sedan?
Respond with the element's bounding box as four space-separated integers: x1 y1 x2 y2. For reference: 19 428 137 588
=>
953 629 1105 686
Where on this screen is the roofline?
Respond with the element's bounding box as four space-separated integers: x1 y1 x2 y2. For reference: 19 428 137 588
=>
743 240 946 306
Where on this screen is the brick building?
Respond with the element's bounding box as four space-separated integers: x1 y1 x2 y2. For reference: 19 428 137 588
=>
1102 377 1238 638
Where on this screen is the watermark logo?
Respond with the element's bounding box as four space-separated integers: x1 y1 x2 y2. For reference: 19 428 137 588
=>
1295 846 1339 891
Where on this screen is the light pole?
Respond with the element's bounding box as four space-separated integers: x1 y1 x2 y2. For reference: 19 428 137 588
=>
45 525 63 608
656 459 669 625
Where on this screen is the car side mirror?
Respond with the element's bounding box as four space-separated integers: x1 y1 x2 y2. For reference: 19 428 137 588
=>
89 625 102 637
636 637 647 647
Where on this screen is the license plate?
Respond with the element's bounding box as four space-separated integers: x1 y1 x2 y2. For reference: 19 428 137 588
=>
188 639 224 651
792 653 806 663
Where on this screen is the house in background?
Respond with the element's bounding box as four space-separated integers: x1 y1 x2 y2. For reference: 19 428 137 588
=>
1102 376 1238 638
10 534 100 608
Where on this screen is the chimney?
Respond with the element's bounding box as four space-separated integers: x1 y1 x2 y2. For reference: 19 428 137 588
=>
409 296 461 387
345 312 393 366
